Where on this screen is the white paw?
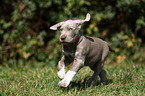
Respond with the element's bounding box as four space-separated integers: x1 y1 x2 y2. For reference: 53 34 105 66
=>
58 79 70 87
57 68 66 79
58 70 76 87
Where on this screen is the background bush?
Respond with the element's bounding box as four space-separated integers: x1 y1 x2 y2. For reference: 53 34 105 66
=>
0 0 145 66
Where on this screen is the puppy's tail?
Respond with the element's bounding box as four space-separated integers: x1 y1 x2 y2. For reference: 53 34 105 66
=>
109 46 115 52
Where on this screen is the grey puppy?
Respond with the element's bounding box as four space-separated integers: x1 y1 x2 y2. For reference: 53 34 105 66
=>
50 13 114 87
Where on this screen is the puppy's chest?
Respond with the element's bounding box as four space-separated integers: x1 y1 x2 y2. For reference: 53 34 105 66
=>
62 50 75 58
62 45 76 58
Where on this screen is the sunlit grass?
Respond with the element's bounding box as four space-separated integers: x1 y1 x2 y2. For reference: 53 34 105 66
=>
0 62 144 95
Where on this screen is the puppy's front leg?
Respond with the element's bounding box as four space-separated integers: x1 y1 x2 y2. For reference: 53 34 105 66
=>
58 57 84 87
57 56 66 79
57 56 73 79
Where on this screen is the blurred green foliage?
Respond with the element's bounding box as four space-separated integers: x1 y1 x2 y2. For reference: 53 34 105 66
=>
0 0 145 66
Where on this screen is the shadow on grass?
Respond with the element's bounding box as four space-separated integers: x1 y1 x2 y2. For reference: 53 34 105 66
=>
60 77 113 91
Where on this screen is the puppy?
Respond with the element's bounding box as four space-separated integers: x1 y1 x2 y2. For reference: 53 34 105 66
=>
50 13 114 87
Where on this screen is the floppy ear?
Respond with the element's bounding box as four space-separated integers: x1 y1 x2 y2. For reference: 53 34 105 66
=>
50 22 64 30
74 13 91 24
84 13 91 22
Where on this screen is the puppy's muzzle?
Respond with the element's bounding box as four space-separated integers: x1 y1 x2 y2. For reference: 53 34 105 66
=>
61 35 66 40
60 35 68 43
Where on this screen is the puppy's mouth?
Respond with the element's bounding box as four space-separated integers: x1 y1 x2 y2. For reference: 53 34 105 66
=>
60 40 69 43
59 38 74 44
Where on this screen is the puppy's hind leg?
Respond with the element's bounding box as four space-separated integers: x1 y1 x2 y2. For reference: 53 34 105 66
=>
87 71 98 87
98 46 109 85
99 69 107 85
87 63 102 87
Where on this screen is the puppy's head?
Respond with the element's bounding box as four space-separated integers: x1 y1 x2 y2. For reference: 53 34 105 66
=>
50 13 91 44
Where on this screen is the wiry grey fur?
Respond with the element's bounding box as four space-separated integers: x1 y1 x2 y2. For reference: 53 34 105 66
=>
50 13 114 87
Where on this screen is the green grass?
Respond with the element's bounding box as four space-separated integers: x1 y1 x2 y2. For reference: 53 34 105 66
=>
0 62 144 96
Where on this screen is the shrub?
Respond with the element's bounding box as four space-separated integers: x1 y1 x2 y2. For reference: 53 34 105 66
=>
0 0 144 66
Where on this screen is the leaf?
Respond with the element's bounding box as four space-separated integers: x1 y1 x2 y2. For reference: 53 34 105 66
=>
23 52 31 59
127 41 133 48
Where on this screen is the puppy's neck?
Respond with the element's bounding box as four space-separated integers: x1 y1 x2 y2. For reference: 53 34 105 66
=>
77 34 83 45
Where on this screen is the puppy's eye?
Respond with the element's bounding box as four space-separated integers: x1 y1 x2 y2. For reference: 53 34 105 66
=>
68 28 73 31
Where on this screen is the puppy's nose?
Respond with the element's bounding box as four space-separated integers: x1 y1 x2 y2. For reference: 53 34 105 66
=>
61 35 66 40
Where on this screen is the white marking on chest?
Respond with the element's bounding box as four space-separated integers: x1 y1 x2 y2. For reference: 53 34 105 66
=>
62 50 75 58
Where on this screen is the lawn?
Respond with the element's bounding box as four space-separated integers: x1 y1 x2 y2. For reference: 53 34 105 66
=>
0 61 144 96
